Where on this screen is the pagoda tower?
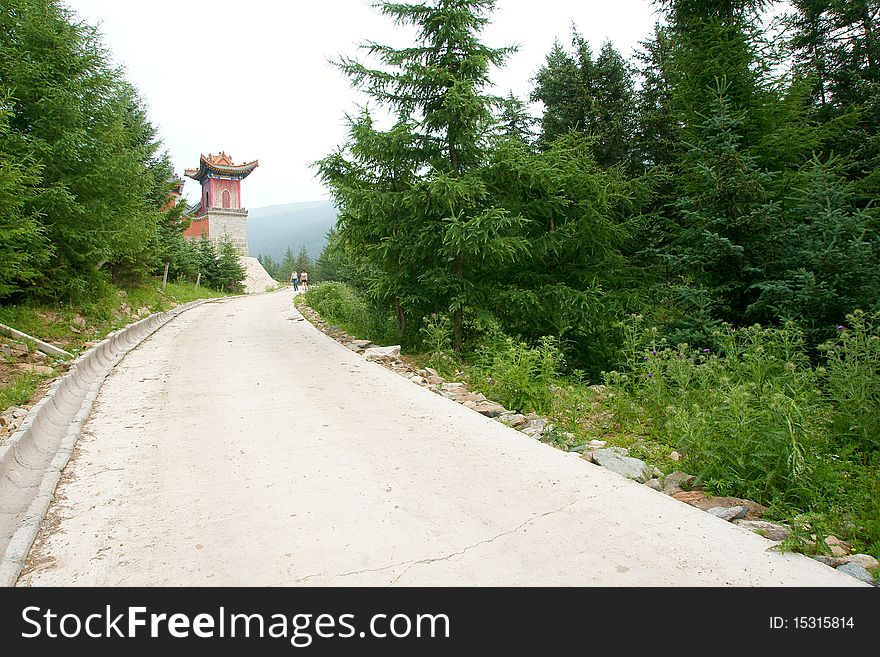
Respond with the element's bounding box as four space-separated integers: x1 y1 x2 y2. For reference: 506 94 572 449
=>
183 152 258 255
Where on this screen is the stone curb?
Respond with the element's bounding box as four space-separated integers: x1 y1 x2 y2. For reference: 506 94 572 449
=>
0 298 224 586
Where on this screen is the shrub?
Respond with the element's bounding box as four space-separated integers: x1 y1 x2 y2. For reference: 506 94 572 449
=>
603 316 880 551
303 282 396 345
820 311 880 455
473 335 562 414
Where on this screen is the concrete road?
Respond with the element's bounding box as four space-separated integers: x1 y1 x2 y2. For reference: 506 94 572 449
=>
17 290 862 586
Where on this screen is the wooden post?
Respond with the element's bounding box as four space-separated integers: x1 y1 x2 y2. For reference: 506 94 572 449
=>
162 262 170 290
195 272 201 289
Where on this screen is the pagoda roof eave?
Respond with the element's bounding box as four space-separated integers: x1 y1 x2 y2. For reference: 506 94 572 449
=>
184 155 259 182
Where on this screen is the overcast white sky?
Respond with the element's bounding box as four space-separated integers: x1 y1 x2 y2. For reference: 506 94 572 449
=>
65 0 668 208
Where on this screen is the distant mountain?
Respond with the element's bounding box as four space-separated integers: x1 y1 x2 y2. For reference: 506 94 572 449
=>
247 201 337 261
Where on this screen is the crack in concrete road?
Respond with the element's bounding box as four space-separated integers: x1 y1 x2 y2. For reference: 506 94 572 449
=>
16 290 864 587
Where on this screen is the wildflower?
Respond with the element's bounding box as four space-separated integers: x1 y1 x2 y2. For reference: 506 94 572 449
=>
647 372 653 378
651 350 657 355
836 325 845 331
702 348 710 353
643 356 649 361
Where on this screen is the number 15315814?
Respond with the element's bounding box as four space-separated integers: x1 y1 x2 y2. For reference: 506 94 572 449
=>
770 617 854 629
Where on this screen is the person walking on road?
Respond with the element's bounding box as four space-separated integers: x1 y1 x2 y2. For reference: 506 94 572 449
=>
290 270 299 291
300 270 308 291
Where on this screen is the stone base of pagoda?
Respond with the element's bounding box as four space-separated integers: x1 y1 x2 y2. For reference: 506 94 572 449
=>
206 208 249 256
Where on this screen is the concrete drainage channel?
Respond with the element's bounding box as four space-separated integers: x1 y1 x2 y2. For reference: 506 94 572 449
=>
0 298 223 586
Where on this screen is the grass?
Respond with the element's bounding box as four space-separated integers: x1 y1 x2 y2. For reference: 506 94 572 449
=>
0 278 228 353
0 371 48 410
301 282 397 346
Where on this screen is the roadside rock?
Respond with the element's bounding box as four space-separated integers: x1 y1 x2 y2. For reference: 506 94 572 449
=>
463 400 506 418
845 554 879 571
824 536 850 557
15 363 54 375
645 478 662 491
733 520 791 542
706 506 750 522
589 439 607 448
663 471 695 495
835 562 875 585
669 451 681 461
672 490 707 505
688 496 767 519
812 555 848 568
592 448 651 483
522 418 547 434
364 345 401 359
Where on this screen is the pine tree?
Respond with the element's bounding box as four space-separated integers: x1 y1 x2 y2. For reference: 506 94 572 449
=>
214 239 246 293
667 87 778 334
318 0 524 350
633 24 678 171
0 102 48 298
295 246 312 275
495 92 536 144
788 0 880 207
0 0 170 297
530 40 582 146
279 247 297 283
531 31 637 169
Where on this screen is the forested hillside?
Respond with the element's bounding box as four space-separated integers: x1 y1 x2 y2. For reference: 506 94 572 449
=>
318 0 879 368
0 0 242 301
248 201 336 262
311 0 879 553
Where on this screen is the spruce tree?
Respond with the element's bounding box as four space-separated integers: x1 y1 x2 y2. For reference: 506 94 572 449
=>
318 0 524 350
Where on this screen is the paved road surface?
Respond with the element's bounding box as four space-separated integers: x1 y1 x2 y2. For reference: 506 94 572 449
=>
17 290 861 586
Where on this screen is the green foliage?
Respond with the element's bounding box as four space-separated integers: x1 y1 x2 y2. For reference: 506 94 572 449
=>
664 86 777 331
0 100 48 297
318 0 520 351
820 311 880 455
214 239 247 294
0 0 173 300
0 371 48 410
604 316 880 550
472 335 562 414
302 282 396 345
748 159 880 344
532 32 638 170
420 313 454 356
311 229 364 285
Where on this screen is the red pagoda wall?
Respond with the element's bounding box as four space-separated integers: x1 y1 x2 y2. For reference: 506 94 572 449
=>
183 214 209 240
207 178 242 210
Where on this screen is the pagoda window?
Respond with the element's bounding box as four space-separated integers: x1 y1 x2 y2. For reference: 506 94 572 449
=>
222 189 231 209
205 190 210 208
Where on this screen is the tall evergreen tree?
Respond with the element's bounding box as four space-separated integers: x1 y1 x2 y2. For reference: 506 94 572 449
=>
0 101 48 297
0 0 170 297
633 24 678 171
494 91 536 145
788 0 880 206
530 39 582 146
318 0 524 350
531 31 637 169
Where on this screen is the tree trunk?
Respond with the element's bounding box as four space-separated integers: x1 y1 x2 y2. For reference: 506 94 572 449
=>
453 255 463 352
862 2 879 78
395 296 406 337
